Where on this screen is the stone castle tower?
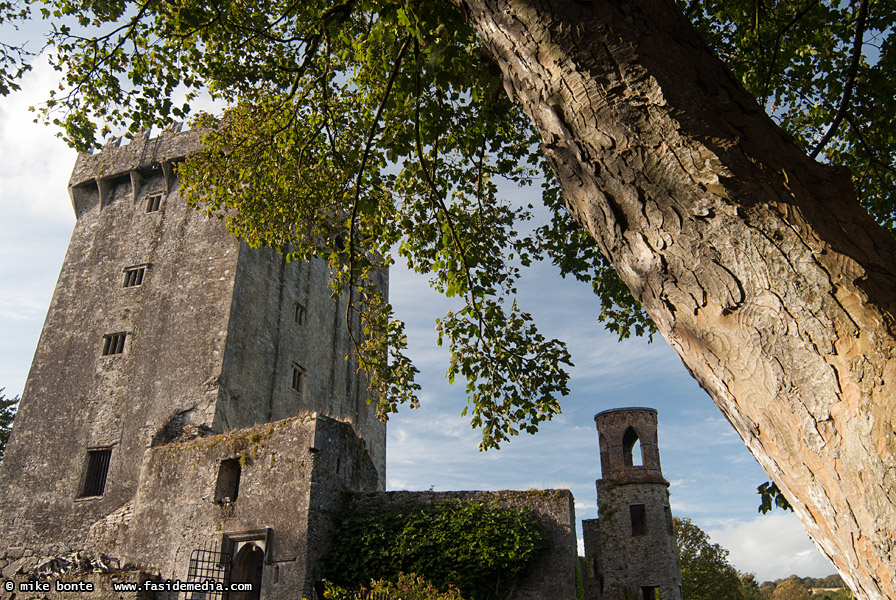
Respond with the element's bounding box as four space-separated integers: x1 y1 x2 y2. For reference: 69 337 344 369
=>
582 408 682 600
0 127 386 598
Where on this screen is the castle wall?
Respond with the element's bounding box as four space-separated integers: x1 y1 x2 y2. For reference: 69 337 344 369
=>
593 482 681 600
123 414 377 600
0 138 240 556
0 127 388 563
215 247 387 488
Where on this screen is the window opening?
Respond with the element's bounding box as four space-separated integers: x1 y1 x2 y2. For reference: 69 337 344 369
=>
122 265 146 288
641 586 660 600
215 458 241 503
665 505 674 536
145 192 163 213
630 504 647 536
623 426 643 467
80 448 112 497
292 364 305 394
102 332 127 355
295 302 307 325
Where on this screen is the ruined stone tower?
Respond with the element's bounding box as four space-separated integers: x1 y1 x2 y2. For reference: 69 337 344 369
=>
0 127 385 597
582 408 682 600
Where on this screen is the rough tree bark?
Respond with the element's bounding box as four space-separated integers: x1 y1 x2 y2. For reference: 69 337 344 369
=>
452 0 896 597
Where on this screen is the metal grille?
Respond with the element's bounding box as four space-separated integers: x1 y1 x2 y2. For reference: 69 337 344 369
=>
146 193 163 212
184 545 232 600
123 266 146 287
102 332 127 355
80 448 111 497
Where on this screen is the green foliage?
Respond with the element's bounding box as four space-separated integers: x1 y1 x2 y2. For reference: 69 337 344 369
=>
674 517 745 600
678 0 896 231
322 497 546 600
14 0 896 448
0 0 34 95
771 579 811 600
324 573 469 600
575 556 586 600
0 388 19 461
740 573 764 600
757 481 794 514
759 574 852 600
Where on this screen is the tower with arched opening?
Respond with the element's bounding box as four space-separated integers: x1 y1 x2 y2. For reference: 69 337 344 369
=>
582 407 682 600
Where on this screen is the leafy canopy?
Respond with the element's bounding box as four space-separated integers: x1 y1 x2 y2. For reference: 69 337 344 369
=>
0 388 19 461
3 0 894 448
322 497 545 599
675 516 747 600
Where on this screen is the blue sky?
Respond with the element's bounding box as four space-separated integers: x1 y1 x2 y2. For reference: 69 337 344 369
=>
0 54 838 582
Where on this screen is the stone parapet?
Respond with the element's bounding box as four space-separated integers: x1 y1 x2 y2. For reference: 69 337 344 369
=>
69 126 201 189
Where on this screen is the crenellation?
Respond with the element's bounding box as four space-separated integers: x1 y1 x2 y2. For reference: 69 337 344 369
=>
68 126 199 189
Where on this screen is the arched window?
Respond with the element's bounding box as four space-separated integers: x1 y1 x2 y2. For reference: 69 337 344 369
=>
622 426 643 467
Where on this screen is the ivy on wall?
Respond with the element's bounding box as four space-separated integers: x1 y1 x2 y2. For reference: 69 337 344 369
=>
322 498 547 600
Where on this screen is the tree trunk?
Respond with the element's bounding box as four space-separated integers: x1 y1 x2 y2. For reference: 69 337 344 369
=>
453 0 896 597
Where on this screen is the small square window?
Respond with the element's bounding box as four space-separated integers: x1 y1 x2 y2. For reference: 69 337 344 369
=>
295 302 307 325
80 448 112 497
292 364 305 394
122 265 146 288
102 332 127 356
145 193 163 213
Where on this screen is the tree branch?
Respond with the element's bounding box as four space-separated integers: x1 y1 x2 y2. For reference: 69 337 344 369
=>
759 0 820 104
810 0 870 159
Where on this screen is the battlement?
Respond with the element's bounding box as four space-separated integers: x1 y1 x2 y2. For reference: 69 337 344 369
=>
67 124 202 217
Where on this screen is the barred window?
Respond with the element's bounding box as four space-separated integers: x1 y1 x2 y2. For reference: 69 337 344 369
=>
102 332 127 355
145 193 163 213
122 265 146 288
80 448 112 497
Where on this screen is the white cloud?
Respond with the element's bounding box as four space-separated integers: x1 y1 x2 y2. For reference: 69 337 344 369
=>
0 52 77 396
707 512 836 581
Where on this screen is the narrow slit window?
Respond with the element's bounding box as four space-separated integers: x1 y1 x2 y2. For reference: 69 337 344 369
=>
122 265 146 288
295 302 307 325
214 458 241 503
630 504 647 537
80 448 112 497
102 332 127 356
145 193 163 213
292 364 305 394
665 505 674 536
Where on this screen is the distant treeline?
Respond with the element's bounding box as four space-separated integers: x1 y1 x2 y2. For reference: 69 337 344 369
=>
756 574 851 599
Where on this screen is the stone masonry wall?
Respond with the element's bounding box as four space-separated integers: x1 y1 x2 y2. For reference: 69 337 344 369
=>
0 129 240 559
122 414 377 600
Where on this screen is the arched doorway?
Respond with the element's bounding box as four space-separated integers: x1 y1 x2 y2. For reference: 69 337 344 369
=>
231 542 264 600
